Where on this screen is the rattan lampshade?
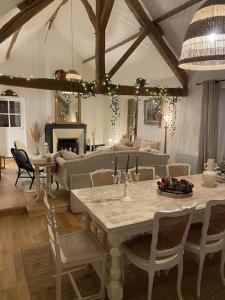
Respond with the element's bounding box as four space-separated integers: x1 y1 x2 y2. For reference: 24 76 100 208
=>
179 0 225 70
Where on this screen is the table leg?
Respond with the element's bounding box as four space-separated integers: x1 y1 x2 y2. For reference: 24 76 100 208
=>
107 234 124 300
33 165 41 201
46 166 55 199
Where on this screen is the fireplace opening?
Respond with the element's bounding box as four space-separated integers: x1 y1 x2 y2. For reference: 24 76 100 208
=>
57 138 79 154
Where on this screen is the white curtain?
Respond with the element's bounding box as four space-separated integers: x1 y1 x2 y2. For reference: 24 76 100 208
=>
217 88 225 164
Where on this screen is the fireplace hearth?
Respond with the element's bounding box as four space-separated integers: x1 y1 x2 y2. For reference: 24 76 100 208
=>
57 138 79 154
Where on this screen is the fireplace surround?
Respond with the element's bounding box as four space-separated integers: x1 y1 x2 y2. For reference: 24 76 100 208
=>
45 123 87 154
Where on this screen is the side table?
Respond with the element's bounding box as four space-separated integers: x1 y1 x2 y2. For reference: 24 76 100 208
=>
31 159 56 201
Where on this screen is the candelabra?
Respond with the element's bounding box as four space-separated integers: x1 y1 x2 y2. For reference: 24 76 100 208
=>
134 173 140 183
120 172 132 201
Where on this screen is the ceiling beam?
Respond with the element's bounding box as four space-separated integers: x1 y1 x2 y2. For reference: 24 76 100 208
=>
108 28 149 78
95 0 105 79
18 0 35 10
0 75 187 97
125 0 188 88
45 0 68 31
0 0 54 45
100 0 115 29
80 0 96 30
83 31 142 63
154 0 203 23
6 27 22 59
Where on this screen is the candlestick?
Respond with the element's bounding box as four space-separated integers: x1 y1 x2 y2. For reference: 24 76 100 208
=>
126 154 130 173
114 155 118 176
136 154 139 174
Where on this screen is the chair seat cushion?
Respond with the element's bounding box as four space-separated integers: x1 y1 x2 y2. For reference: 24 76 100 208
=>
123 234 152 260
59 230 104 264
186 223 203 245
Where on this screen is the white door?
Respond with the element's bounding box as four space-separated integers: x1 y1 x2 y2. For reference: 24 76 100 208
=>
0 96 26 157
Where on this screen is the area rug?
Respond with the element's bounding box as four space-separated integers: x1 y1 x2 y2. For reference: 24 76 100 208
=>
22 244 225 300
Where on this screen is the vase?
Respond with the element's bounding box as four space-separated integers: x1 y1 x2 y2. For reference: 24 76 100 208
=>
202 158 217 188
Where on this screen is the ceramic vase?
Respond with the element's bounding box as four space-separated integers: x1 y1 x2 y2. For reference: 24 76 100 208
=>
202 158 217 188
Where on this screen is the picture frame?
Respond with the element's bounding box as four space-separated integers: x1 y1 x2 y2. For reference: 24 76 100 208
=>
144 99 162 126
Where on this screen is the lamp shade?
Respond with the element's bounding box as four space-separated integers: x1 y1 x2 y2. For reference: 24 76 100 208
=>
179 0 225 70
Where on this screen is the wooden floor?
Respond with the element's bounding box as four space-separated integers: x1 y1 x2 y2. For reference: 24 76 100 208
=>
1 160 225 300
0 159 83 300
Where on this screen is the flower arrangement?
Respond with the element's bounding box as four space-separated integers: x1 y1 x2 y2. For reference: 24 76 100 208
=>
29 121 44 155
157 177 194 194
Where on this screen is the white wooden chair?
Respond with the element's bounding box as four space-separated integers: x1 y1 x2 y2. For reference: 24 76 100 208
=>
90 169 116 187
121 206 196 300
166 163 191 177
43 191 107 300
130 166 155 182
185 199 225 298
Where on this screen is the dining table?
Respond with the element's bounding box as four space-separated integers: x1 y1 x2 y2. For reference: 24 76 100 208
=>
71 174 225 300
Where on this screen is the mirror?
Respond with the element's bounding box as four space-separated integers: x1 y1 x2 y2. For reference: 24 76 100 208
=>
55 91 81 123
127 98 138 139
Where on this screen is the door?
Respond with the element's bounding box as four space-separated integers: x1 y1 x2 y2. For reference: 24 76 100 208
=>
0 96 26 157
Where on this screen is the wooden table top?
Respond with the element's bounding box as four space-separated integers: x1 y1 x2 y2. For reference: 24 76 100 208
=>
71 175 225 233
31 159 55 167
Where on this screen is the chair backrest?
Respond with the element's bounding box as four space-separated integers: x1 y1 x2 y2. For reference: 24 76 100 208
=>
130 166 155 181
11 148 34 172
43 191 61 260
166 163 191 177
200 199 225 246
150 206 195 263
90 169 115 187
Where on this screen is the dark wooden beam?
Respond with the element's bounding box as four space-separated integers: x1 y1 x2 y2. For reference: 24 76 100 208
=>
0 0 54 45
83 31 142 63
80 0 96 30
6 27 22 59
100 0 115 29
95 0 105 79
0 75 187 97
125 0 188 88
45 0 68 30
108 28 149 78
154 0 203 23
18 0 35 10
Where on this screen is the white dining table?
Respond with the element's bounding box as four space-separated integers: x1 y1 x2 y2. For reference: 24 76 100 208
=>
71 174 225 300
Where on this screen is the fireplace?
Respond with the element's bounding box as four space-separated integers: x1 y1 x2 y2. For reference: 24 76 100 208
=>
45 123 87 154
57 138 79 154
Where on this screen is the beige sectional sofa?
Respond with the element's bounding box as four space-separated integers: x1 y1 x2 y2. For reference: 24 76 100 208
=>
54 150 169 212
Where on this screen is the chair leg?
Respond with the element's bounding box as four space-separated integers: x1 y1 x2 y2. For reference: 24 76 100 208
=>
147 271 155 300
120 254 125 287
56 264 62 300
15 169 21 186
220 249 225 286
177 262 184 300
56 181 59 190
197 254 205 298
100 260 106 300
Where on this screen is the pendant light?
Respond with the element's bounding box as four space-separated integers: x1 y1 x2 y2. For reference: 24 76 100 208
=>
179 0 225 71
66 0 81 81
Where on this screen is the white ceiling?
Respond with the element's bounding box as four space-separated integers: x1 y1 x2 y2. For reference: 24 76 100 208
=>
0 0 207 86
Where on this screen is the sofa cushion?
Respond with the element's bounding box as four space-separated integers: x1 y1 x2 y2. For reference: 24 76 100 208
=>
113 144 139 151
61 150 83 160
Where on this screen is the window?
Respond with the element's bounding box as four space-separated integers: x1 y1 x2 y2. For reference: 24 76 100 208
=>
0 99 21 127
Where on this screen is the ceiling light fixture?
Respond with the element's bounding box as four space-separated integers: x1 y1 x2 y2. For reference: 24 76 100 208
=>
179 0 225 71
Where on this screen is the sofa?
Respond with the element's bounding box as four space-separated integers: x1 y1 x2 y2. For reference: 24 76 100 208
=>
53 150 169 212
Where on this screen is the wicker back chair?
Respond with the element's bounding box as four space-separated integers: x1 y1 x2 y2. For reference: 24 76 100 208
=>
185 199 225 298
11 148 35 189
121 206 195 300
43 191 107 300
130 166 155 182
90 169 115 187
166 163 191 177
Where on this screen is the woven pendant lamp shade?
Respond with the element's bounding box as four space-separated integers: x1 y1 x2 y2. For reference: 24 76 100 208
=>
179 0 225 70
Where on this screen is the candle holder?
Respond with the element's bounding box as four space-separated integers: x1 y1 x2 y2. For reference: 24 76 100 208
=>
112 173 119 184
120 172 132 202
134 173 140 183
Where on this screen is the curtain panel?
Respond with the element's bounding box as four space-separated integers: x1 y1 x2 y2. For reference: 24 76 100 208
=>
198 80 219 172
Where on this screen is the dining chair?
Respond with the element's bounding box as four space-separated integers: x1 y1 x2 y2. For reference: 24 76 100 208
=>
130 166 155 182
185 199 225 298
166 163 191 177
90 169 115 187
43 191 107 300
121 206 196 300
